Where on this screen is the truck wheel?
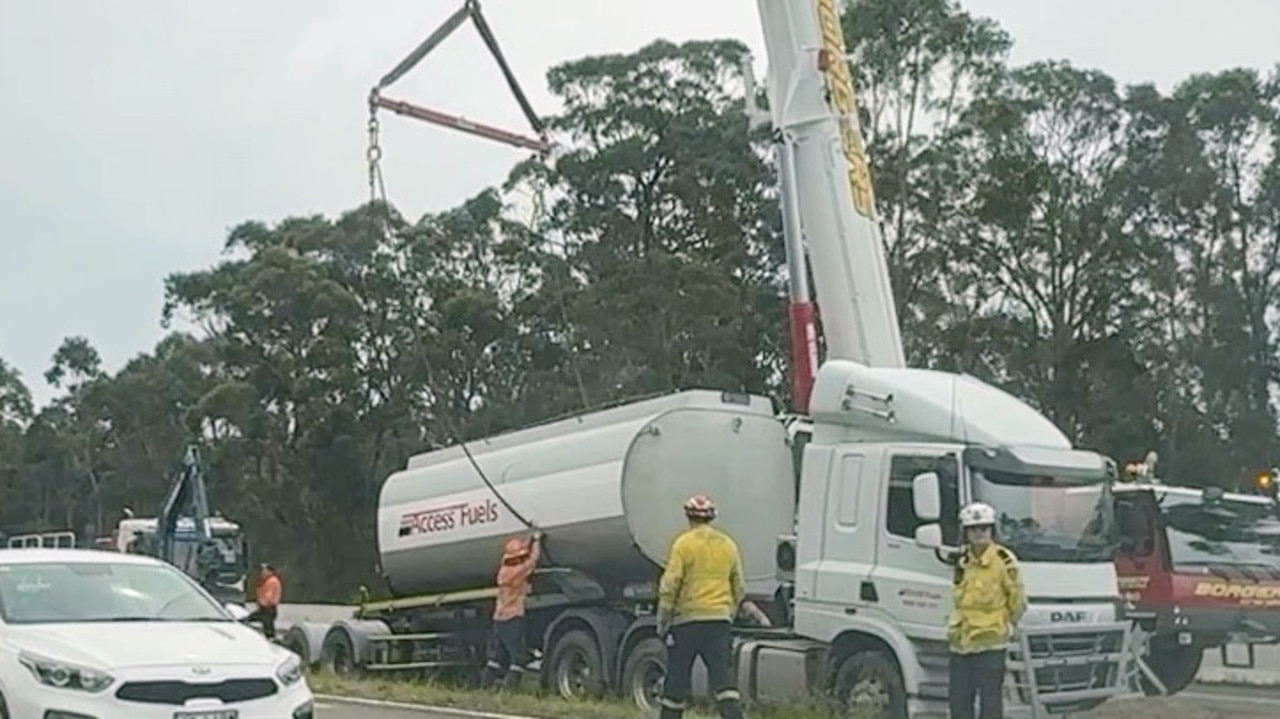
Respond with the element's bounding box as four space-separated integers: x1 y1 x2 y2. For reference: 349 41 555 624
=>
548 629 606 699
830 650 908 719
620 637 666 712
282 626 311 665
1141 641 1202 696
320 629 359 676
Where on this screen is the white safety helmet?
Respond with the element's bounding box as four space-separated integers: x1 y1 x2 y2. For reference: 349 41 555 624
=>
959 502 997 528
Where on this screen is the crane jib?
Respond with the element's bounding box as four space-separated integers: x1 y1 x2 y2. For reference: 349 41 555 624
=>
814 0 876 219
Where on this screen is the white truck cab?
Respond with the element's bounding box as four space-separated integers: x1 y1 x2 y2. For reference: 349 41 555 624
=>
777 360 1133 717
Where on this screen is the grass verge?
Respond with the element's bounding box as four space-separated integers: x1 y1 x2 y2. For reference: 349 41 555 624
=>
306 672 1271 719
306 671 859 718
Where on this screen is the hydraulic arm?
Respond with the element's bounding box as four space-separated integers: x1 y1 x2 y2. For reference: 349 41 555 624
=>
156 445 213 563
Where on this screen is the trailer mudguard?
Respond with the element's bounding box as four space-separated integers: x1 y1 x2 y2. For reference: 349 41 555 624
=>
281 621 330 667
321 618 393 669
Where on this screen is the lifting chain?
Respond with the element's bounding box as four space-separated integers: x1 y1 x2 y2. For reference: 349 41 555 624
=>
366 102 395 241
366 104 386 208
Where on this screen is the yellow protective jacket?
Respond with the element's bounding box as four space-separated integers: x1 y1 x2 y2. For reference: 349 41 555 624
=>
948 543 1026 654
658 524 746 625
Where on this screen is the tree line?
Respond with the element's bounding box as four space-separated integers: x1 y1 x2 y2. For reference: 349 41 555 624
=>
2 0 1279 599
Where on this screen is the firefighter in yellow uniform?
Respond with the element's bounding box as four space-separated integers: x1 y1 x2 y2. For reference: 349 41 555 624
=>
948 501 1026 719
655 494 746 719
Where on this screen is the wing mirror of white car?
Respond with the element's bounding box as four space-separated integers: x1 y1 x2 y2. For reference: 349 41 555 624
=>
224 602 251 621
912 472 941 522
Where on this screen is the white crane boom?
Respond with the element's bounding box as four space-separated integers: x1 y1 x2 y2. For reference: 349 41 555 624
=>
756 0 906 370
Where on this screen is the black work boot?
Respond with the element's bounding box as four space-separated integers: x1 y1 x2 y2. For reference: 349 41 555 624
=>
502 668 524 691
716 698 746 719
479 663 498 689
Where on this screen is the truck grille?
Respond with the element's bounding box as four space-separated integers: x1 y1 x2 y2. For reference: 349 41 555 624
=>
115 678 278 704
1025 630 1124 694
1009 624 1132 713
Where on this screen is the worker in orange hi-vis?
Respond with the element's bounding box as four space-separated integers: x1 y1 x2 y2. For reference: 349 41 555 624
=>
480 529 542 690
247 563 283 640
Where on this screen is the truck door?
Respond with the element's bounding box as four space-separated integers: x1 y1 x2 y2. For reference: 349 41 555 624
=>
870 451 961 637
811 448 878 607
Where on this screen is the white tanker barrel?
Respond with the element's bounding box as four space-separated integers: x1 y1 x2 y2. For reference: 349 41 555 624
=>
376 390 797 599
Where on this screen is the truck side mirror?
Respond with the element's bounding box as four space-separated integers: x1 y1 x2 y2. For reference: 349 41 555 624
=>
915 523 943 549
912 472 941 522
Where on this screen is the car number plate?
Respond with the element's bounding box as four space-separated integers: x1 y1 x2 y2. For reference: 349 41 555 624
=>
173 711 238 719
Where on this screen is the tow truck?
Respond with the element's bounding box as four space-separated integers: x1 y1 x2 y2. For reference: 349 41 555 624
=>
1114 455 1280 695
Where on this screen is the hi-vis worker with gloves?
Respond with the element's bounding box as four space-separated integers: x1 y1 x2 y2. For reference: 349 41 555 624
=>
481 528 542 690
655 494 747 719
948 501 1026 719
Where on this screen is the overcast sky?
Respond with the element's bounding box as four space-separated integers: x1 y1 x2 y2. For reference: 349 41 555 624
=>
2 0 1277 409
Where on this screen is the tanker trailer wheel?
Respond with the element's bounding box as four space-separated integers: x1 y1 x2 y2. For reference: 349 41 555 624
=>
282 626 311 665
620 637 666 712
829 649 908 719
320 628 360 677
1140 638 1203 696
548 629 606 699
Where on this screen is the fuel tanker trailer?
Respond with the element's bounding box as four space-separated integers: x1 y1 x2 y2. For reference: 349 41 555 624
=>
376 390 795 601
290 391 802 699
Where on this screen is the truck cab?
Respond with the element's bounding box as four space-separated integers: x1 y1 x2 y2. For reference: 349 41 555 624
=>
1114 477 1280 695
774 360 1134 717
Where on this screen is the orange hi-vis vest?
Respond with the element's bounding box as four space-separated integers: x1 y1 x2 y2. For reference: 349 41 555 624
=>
256 573 282 608
493 541 540 621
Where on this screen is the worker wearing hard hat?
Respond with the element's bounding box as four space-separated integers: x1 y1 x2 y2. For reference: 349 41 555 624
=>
480 528 542 690
948 501 1026 719
655 494 746 719
248 563 283 640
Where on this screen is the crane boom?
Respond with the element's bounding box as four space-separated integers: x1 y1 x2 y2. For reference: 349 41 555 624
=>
757 0 906 370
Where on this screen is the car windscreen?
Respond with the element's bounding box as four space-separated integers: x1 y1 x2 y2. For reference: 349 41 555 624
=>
0 561 230 624
1160 494 1280 575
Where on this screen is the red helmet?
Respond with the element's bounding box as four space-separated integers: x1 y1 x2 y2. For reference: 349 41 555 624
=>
503 537 531 559
684 494 716 520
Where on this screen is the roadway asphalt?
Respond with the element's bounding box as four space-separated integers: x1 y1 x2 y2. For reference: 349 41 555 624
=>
313 683 1280 719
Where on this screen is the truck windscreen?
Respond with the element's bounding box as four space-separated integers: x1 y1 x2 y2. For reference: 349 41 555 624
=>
1160 493 1280 575
971 469 1116 563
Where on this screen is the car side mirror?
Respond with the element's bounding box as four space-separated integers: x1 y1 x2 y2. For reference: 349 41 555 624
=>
912 472 941 522
224 602 251 621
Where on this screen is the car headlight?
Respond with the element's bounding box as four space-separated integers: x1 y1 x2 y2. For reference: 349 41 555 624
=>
18 651 114 692
275 653 303 687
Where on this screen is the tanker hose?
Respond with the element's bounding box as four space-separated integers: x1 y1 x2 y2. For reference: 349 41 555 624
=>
457 440 532 528
457 439 556 565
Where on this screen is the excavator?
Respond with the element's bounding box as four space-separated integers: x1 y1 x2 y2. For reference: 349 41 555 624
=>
106 445 252 606
2 445 251 605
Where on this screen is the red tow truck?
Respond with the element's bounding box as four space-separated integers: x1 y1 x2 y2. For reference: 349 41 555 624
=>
1113 458 1280 695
